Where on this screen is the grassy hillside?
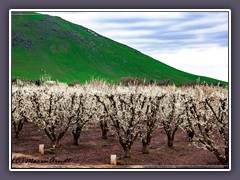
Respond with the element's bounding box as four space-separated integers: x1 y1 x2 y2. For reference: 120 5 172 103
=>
11 12 227 85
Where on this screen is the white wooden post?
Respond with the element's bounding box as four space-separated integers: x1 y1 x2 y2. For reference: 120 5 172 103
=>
110 155 117 165
39 144 44 155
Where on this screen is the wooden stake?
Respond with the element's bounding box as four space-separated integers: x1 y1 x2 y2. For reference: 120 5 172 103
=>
110 155 117 165
39 144 44 155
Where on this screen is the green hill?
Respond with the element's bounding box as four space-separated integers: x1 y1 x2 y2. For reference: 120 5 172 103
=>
11 12 227 85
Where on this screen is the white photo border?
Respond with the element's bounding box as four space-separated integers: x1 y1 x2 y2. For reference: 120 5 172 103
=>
9 9 231 171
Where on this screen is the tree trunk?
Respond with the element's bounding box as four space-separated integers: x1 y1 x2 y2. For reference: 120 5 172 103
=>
124 147 131 158
141 131 153 154
225 147 229 163
101 129 108 139
13 120 24 139
73 135 79 145
187 130 195 142
100 121 108 139
218 156 228 166
142 142 149 154
15 131 20 139
72 130 81 145
167 135 174 147
51 140 60 148
219 147 229 166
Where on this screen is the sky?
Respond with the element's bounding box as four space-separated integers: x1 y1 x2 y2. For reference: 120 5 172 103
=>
40 11 229 81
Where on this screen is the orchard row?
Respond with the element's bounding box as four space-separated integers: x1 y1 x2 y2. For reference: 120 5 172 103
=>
12 82 229 165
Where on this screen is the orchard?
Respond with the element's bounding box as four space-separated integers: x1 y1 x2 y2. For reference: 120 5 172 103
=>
11 81 229 167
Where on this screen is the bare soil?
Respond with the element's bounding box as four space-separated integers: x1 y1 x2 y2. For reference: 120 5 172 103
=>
11 122 226 169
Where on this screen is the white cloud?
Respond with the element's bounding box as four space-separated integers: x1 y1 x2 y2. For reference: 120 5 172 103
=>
150 46 228 81
168 13 228 31
102 29 156 38
180 24 228 35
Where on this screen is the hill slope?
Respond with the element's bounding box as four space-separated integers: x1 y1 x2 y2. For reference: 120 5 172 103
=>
11 12 226 85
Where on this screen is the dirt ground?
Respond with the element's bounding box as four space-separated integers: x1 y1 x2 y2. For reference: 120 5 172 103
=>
11 122 226 169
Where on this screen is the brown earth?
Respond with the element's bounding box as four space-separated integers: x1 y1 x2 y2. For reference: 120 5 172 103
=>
11 122 226 169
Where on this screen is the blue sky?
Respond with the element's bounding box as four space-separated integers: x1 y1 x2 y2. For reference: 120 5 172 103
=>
40 11 229 81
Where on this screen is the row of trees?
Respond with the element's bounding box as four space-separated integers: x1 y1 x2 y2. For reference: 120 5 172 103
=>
12 82 229 165
118 77 226 87
12 76 226 88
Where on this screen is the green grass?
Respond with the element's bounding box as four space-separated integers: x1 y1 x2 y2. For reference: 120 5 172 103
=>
11 12 227 85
